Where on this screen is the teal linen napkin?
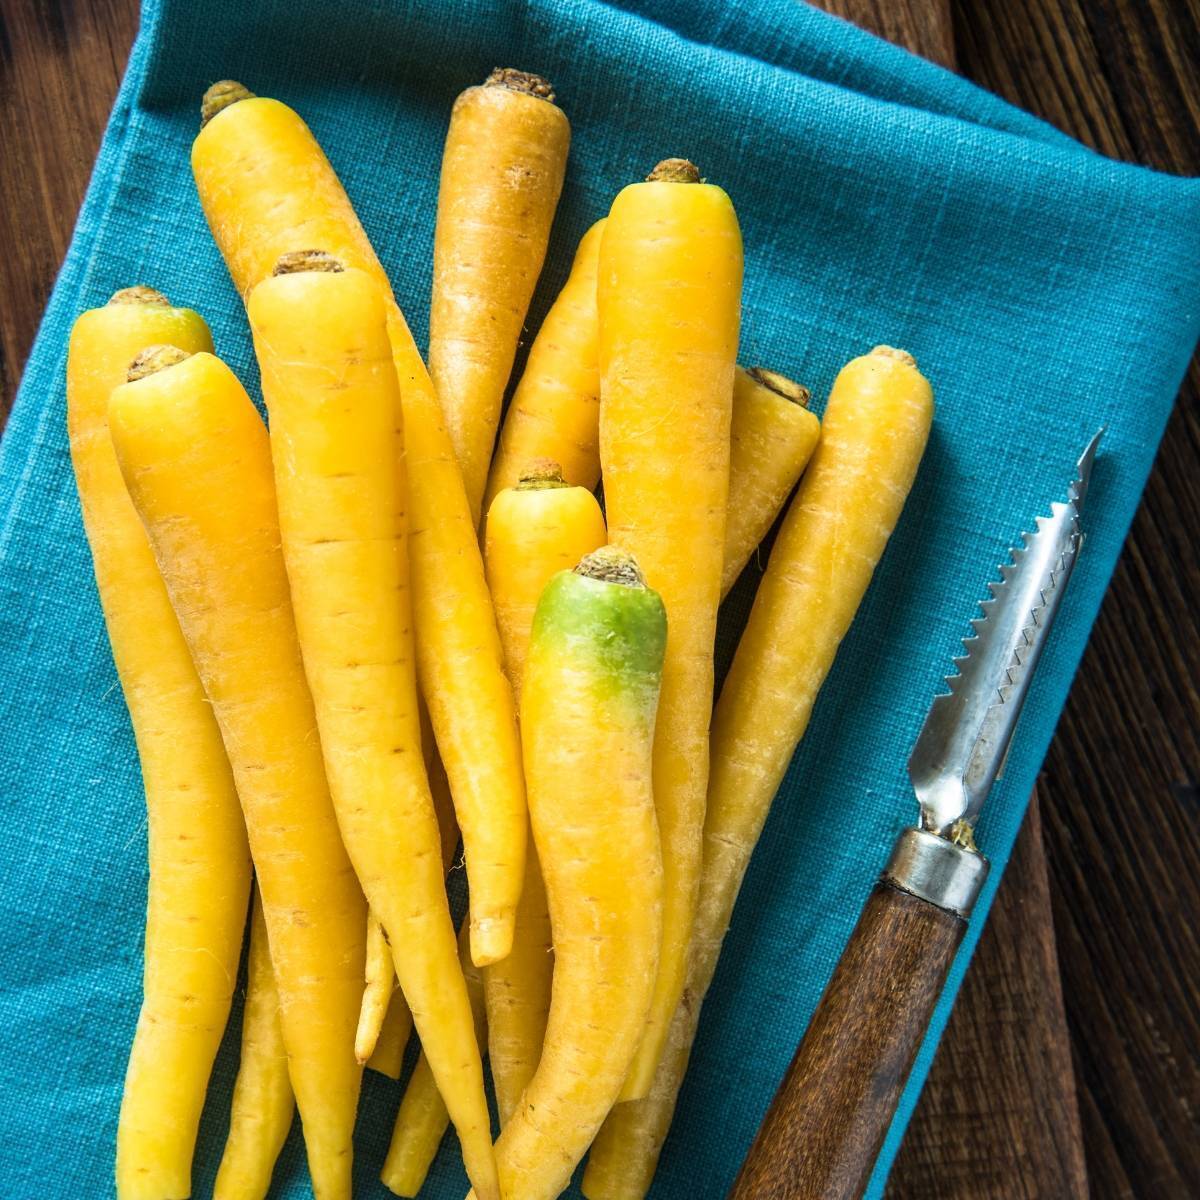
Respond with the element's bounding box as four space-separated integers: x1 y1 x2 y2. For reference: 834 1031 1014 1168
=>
2 1 1198 1196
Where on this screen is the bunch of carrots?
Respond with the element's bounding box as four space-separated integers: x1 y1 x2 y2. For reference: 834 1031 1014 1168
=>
67 67 932 1200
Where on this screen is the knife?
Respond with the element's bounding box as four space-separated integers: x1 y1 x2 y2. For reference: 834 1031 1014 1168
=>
728 430 1104 1200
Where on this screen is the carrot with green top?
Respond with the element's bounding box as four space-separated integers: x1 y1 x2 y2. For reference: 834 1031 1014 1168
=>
381 921 487 1198
192 83 525 968
721 367 820 597
582 346 933 1200
67 289 251 1200
430 68 571 521
247 255 497 1200
108 347 366 1200
471 547 664 1200
213 889 294 1200
483 461 607 1124
598 157 742 1099
482 219 605 513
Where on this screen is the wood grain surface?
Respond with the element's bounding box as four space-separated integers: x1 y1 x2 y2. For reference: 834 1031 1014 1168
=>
0 0 139 405
952 5 1200 1197
731 884 966 1200
0 2 1196 1198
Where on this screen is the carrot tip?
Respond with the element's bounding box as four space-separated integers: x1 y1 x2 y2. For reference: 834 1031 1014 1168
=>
484 67 556 102
746 367 810 407
646 158 701 184
107 286 171 308
200 80 255 128
469 914 515 967
271 249 346 276
870 345 917 368
575 546 646 588
127 344 192 382
616 1070 653 1104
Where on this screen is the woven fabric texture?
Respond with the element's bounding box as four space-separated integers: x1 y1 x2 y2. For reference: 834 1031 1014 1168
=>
1 1 1198 1196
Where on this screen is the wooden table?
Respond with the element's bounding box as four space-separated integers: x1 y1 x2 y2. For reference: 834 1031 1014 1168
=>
1 1 1196 1196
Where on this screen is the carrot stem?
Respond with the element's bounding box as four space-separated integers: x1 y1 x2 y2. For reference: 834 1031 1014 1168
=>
127 344 191 382
483 67 556 100
645 158 701 183
272 248 344 276
744 366 810 406
108 286 170 308
201 79 254 127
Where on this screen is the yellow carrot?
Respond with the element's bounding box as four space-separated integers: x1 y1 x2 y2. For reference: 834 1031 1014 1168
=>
474 547 664 1200
599 157 742 1098
357 912 398 1064
483 221 819 598
368 970 413 1081
423 700 465 871
483 462 607 1124
580 1009 687 1200
381 921 487 1198
67 289 250 1200
248 257 496 1199
213 889 294 1200
192 83 526 968
369 724 461 1080
430 68 571 520
108 348 366 1200
722 367 820 597
486 847 552 1130
582 346 933 1200
491 351 817 593
481 219 605 514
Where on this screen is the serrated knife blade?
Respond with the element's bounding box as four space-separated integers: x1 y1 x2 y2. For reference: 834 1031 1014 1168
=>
908 428 1103 838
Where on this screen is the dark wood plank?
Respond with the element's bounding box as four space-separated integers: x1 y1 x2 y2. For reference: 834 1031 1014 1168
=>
732 884 966 1200
951 4 1200 1196
815 0 956 69
0 0 139 413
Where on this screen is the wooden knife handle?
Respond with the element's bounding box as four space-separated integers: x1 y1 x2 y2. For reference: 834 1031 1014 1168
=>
728 881 966 1200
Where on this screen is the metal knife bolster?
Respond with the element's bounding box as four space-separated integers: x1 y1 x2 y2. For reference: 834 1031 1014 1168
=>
882 827 989 918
